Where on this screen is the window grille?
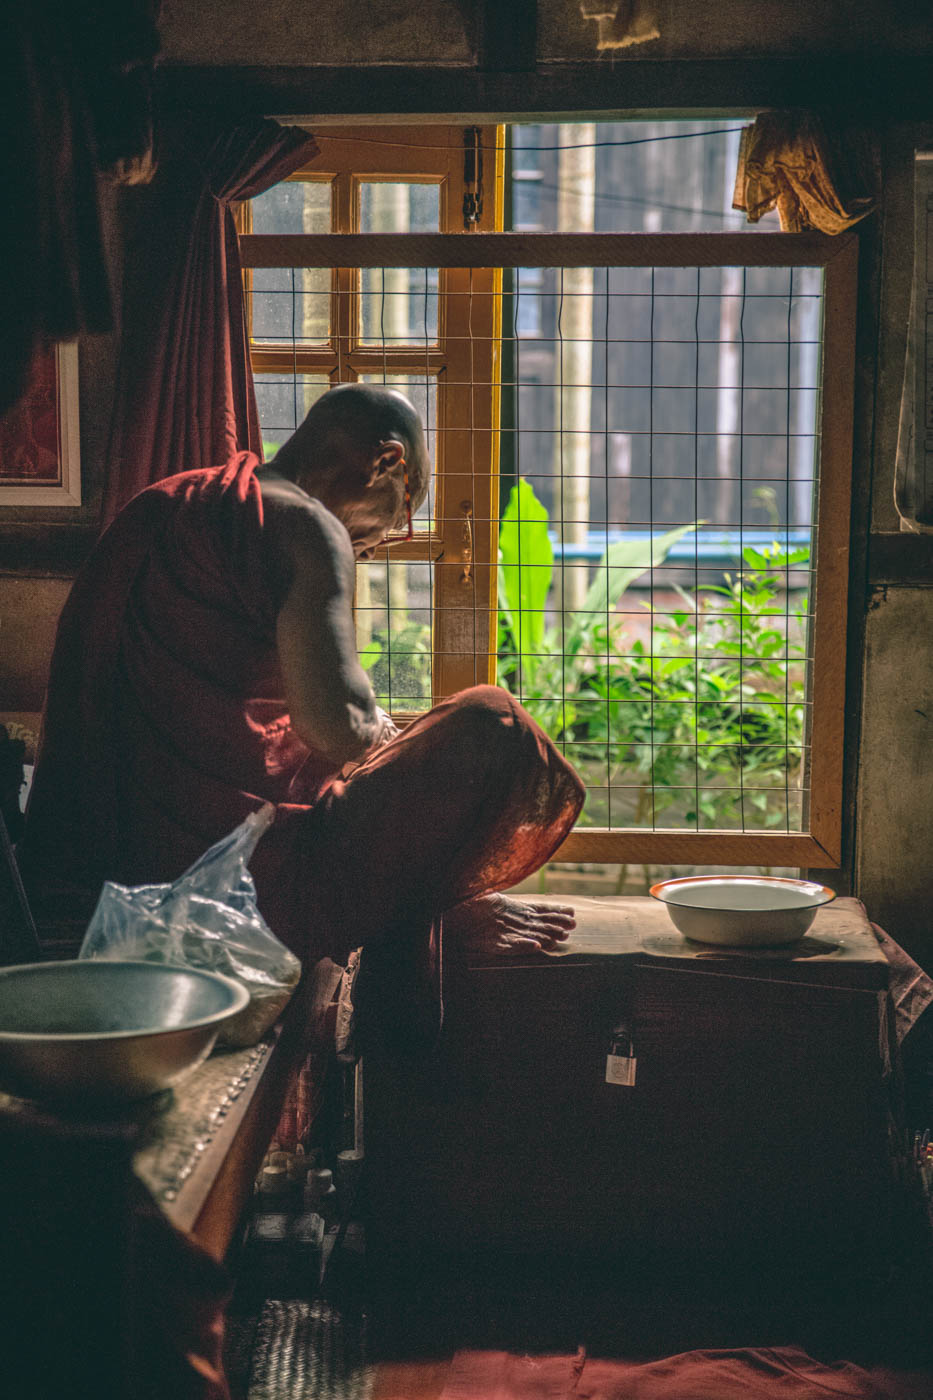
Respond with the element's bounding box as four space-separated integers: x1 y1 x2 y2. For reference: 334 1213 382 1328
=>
240 136 857 871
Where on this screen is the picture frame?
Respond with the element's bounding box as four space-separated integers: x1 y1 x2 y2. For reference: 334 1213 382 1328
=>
0 342 81 506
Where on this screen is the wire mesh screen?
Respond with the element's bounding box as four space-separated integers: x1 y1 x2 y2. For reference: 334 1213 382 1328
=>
251 259 823 836
503 262 821 835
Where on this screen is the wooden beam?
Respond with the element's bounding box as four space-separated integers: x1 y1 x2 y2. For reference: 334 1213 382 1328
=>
241 231 851 270
156 57 933 121
479 0 537 74
0 525 98 575
868 532 933 586
804 235 859 867
555 829 839 867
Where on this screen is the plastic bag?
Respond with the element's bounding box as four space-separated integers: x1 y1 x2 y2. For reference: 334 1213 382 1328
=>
79 804 301 1048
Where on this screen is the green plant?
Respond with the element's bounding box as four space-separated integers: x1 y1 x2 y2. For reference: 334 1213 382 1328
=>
497 478 695 739
496 479 809 838
654 540 809 829
359 619 432 708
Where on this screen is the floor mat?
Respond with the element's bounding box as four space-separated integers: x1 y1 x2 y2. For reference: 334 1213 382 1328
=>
246 1298 373 1400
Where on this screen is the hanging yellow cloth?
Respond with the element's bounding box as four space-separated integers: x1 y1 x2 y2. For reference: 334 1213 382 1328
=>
732 111 877 234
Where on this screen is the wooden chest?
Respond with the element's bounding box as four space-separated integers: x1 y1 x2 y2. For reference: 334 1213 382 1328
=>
363 897 903 1280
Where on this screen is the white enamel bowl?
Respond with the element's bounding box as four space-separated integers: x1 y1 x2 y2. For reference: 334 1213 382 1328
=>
0 960 250 1108
649 875 836 947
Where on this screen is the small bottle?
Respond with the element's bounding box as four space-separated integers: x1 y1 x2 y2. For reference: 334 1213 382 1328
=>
286 1145 307 1187
304 1166 337 1223
334 1148 364 1215
258 1163 290 1203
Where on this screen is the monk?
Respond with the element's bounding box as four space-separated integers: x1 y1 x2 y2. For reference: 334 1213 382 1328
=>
19 384 585 1042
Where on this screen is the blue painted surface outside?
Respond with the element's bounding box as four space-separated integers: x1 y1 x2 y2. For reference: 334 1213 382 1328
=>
549 527 811 566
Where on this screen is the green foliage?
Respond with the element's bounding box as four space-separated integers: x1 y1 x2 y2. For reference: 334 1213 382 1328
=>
497 478 695 695
568 524 697 651
358 620 432 709
359 475 809 839
495 479 809 834
498 478 553 661
574 544 808 830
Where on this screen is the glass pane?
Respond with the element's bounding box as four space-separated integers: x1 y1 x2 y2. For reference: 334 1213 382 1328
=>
359 182 440 234
251 267 330 347
507 121 781 234
249 182 331 345
355 560 433 711
359 373 437 524
497 264 820 834
358 180 440 345
254 373 331 457
252 179 332 235
360 266 439 345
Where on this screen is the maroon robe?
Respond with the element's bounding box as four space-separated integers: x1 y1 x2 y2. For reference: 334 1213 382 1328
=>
17 453 583 1396
19 452 584 1015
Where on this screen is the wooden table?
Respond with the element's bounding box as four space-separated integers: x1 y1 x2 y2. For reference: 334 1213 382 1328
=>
0 961 340 1397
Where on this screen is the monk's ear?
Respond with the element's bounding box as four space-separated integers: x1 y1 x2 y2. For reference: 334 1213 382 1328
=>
369 438 405 484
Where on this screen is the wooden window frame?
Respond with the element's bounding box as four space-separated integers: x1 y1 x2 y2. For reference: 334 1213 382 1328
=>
242 127 504 703
241 148 858 871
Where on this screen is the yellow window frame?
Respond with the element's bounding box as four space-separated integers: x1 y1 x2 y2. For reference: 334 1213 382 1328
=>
241 125 505 703
239 132 857 873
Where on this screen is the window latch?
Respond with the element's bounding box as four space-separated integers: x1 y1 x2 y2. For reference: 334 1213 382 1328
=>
460 500 473 584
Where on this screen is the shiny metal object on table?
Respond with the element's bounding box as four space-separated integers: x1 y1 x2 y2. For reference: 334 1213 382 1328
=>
649 874 836 947
0 960 249 1108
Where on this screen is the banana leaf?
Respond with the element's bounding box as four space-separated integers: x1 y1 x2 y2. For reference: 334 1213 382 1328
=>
566 522 697 648
498 478 554 658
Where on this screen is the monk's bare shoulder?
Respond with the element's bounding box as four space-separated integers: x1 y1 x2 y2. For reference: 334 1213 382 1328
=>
257 468 377 759
257 472 355 606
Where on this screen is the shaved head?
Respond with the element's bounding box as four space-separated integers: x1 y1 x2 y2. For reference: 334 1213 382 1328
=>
278 383 430 512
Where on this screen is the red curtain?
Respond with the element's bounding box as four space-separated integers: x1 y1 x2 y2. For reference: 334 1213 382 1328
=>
1 0 162 419
101 116 318 526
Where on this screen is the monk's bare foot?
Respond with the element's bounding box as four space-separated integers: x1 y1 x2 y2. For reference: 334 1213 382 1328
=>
445 893 575 956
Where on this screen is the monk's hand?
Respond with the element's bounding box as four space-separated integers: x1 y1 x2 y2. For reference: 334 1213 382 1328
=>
340 707 399 777
373 706 400 746
450 893 576 956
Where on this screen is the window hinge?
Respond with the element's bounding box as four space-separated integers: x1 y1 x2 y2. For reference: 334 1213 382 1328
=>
463 127 484 229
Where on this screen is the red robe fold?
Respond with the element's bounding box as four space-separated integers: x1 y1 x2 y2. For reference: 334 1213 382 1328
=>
17 455 584 1398
19 453 584 995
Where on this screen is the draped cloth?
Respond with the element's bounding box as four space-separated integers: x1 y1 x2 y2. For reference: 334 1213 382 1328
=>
0 1 163 420
19 454 584 1047
100 118 318 525
732 111 878 234
440 1348 933 1400
577 1 660 51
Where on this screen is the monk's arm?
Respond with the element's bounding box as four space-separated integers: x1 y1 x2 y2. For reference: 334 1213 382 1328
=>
271 502 390 765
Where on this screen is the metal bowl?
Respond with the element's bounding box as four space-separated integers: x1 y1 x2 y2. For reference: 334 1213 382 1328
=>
649 875 836 947
0 960 250 1108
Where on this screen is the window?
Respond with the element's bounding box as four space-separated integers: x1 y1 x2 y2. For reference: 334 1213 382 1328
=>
239 123 857 873
241 126 503 703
